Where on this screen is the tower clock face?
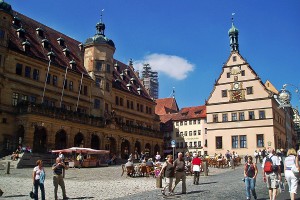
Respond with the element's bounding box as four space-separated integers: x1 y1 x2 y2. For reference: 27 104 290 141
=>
232 91 242 101
233 82 239 90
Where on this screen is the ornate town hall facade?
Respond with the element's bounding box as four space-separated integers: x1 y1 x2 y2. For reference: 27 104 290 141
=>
0 1 162 157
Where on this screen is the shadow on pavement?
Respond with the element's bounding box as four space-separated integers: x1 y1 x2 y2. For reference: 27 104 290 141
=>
199 181 218 185
66 197 94 199
1 194 27 198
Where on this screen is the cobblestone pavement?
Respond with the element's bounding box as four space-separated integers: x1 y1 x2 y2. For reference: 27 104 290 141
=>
0 164 299 200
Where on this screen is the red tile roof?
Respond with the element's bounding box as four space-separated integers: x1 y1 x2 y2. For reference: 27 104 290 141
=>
173 105 206 121
155 98 179 115
8 10 152 100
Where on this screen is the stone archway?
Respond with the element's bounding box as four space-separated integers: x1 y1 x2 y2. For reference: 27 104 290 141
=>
91 134 100 150
16 125 25 146
121 139 130 159
145 143 151 158
33 126 47 153
55 129 67 150
134 141 141 160
74 132 84 147
154 144 160 155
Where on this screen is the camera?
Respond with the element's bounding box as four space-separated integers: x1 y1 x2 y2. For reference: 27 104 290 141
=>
242 178 245 182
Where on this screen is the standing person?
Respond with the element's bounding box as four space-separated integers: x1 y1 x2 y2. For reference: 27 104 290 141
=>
76 152 84 169
191 154 202 185
244 156 258 200
172 152 186 194
155 152 161 162
52 157 68 200
254 150 258 164
59 152 65 162
158 155 175 196
262 148 281 200
284 148 299 200
32 160 46 200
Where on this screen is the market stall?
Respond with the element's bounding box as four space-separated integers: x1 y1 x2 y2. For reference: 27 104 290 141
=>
52 147 110 168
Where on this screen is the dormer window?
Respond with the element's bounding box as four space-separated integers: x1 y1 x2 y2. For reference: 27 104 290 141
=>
137 87 142 95
13 16 21 27
36 27 44 37
22 40 31 52
120 72 125 80
57 37 65 46
124 68 130 76
16 27 25 38
114 62 120 72
126 83 132 91
69 60 76 70
41 38 49 49
78 43 84 51
63 47 70 57
47 50 56 61
130 77 136 85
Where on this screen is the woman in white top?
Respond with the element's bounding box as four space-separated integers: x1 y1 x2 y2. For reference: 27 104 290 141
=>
284 148 299 200
32 160 46 200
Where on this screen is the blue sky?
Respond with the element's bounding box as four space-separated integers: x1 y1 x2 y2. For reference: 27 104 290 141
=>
8 0 300 109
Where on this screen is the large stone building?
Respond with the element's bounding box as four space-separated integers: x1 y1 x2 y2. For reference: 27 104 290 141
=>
205 20 296 156
0 1 162 158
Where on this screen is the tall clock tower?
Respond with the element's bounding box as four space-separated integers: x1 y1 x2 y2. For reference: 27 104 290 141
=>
205 18 288 156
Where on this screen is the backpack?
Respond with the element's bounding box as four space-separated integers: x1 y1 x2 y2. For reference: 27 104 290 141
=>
264 155 274 173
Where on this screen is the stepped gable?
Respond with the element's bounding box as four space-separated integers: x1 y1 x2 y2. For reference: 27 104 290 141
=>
112 60 152 100
8 11 88 76
173 105 206 120
155 97 179 115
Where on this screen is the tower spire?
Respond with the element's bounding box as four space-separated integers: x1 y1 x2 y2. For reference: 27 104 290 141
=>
96 9 105 36
228 13 239 52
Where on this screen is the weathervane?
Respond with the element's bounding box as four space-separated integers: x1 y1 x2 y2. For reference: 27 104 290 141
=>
100 9 104 23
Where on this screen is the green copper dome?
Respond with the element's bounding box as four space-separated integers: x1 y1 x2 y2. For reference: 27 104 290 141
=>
0 0 13 15
228 23 239 35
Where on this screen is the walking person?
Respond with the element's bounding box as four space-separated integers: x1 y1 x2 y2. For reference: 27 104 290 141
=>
52 157 68 200
284 148 299 200
172 152 186 194
262 148 281 200
32 160 45 200
243 156 257 200
191 154 202 185
76 152 84 169
158 155 175 196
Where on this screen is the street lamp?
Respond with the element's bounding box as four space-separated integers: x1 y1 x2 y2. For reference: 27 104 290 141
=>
275 84 299 109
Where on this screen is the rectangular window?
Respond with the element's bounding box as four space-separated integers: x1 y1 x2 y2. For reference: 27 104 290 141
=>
198 141 201 147
33 69 39 81
0 29 5 39
193 120 196 124
259 110 266 119
232 136 238 148
176 132 179 137
232 113 237 121
83 86 88 95
96 61 102 71
189 131 192 136
239 112 245 121
184 131 187 136
176 122 179 126
29 96 36 103
16 63 22 75
257 134 264 147
140 105 144 112
21 94 28 101
131 101 134 110
184 121 187 125
198 130 201 135
240 135 247 148
96 78 101 87
222 90 228 97
180 132 183 137
205 139 207 147
25 66 31 78
46 74 51 84
69 81 73 91
227 72 230 78
106 64 111 73
241 70 245 76
12 92 19 106
216 136 222 149
189 120 192 125
233 56 237 62
127 100 130 109
249 111 255 120
106 82 110 92
53 75 57 86
213 114 218 122
94 99 100 109
189 142 192 148
194 130 197 136
205 128 207 134
198 119 201 124
180 121 183 126
222 113 228 122
64 79 68 89
194 141 197 147
246 87 253 95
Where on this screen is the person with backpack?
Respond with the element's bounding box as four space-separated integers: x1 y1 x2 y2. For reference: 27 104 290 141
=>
172 152 186 194
262 148 281 200
243 156 258 200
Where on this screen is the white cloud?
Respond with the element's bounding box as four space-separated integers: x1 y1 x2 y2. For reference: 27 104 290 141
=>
134 53 195 80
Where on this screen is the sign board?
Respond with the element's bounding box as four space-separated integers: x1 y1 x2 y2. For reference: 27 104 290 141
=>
171 140 176 148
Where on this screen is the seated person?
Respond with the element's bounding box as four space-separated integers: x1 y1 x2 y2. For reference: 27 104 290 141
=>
141 159 147 167
11 152 18 161
125 159 133 167
146 158 154 167
107 154 117 165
